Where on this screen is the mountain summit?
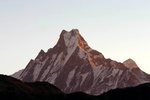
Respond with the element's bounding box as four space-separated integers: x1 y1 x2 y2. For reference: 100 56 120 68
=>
123 58 138 69
56 29 92 53
13 29 150 95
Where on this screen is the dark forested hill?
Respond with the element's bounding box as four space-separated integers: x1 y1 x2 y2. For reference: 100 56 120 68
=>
1 74 150 100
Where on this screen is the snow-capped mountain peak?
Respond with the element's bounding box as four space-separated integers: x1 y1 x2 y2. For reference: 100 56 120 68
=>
61 29 78 47
13 29 150 95
59 29 89 51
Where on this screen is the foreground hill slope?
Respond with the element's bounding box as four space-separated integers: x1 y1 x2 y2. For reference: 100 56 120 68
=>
1 75 150 100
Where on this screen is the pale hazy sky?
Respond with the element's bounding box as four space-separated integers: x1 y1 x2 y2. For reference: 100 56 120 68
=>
0 0 150 75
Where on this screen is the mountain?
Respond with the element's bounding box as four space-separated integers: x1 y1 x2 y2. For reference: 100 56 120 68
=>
12 29 150 95
0 74 63 100
12 69 23 78
123 58 138 68
1 75 150 100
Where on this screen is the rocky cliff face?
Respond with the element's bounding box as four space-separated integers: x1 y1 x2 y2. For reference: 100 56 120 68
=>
13 29 150 95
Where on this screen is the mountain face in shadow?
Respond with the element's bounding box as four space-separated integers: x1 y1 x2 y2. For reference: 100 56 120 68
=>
1 75 150 100
12 29 150 95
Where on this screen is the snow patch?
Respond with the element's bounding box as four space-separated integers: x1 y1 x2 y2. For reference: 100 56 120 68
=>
47 73 58 84
63 32 77 46
40 54 57 80
111 69 120 77
12 69 24 78
62 35 78 66
33 64 42 81
92 65 103 80
114 70 123 87
33 57 49 81
53 52 63 67
19 60 35 80
66 67 77 88
78 49 87 59
80 73 89 86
